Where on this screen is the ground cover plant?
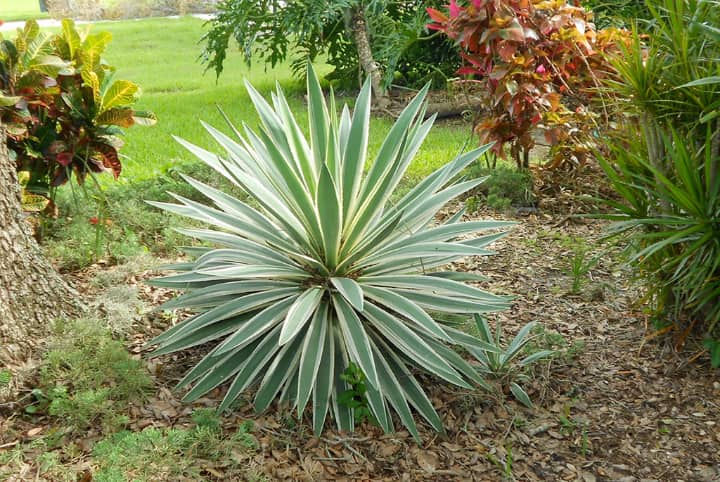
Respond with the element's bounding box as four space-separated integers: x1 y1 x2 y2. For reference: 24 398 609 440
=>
27 318 152 433
148 65 515 438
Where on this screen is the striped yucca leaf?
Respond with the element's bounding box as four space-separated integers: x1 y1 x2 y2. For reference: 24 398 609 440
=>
148 65 513 438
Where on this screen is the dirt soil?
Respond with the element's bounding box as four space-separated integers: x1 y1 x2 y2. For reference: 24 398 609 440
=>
4 197 720 481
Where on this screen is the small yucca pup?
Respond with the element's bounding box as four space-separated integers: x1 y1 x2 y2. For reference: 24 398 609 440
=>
148 66 513 438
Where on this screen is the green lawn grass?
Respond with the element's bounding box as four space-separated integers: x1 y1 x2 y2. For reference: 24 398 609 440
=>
91 16 472 182
0 0 50 22
33 16 477 269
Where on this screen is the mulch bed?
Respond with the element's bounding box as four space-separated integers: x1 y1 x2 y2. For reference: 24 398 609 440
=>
3 182 719 481
128 203 719 481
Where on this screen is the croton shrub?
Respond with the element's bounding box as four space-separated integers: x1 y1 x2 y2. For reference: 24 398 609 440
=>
0 20 155 205
428 0 628 170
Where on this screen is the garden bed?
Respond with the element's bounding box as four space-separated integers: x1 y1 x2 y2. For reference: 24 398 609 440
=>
4 205 717 481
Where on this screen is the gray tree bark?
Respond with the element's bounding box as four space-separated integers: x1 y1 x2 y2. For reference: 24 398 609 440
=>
0 127 82 399
349 6 389 109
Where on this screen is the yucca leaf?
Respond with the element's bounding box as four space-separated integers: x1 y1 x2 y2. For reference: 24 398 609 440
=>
362 285 451 341
173 229 296 267
333 295 379 389
272 83 317 190
154 290 298 348
279 287 324 345
364 302 469 387
397 290 504 314
342 84 429 250
509 382 533 408
419 334 493 391
255 334 304 411
218 323 284 412
150 315 254 357
330 277 364 311
371 338 420 440
341 77 372 217
331 327 354 432
317 165 342 268
313 324 335 435
306 63 330 170
360 275 511 304
180 342 258 402
214 297 297 354
519 350 555 366
297 303 329 416
379 339 444 432
426 271 490 282
501 321 536 365
364 380 391 433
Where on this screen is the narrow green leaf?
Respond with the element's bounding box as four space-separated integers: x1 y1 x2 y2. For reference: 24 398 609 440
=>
331 277 364 311
313 323 335 435
218 324 283 412
214 297 297 355
341 77 372 216
370 338 420 440
333 294 379 389
509 382 533 408
255 335 303 411
317 165 342 268
307 63 329 169
297 302 329 416
363 302 469 388
279 287 324 345
362 285 451 341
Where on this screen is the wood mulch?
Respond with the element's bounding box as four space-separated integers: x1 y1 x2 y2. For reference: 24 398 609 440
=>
2 174 719 481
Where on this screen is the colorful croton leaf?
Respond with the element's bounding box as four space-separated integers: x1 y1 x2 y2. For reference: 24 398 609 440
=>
428 0 627 170
0 19 156 196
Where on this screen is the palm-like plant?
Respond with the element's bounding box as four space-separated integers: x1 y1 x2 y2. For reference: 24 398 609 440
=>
601 0 720 336
147 65 513 438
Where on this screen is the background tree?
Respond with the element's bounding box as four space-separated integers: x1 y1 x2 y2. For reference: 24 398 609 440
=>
0 127 82 398
201 0 459 105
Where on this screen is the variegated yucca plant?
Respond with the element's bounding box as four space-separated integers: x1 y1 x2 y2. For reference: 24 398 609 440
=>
148 65 513 438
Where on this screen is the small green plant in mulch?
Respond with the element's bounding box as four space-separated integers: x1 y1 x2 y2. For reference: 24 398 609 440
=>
464 166 535 212
338 363 377 427
470 315 555 407
42 161 236 271
91 415 259 481
25 319 152 433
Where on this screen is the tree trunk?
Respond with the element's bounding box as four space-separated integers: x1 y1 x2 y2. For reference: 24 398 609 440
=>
0 127 82 399
349 6 389 109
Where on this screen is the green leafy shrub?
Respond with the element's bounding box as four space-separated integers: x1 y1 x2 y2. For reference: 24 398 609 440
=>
0 19 155 202
202 0 459 90
600 0 720 339
148 66 514 438
427 0 628 170
581 0 651 28
338 363 376 426
28 319 152 432
465 166 535 212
